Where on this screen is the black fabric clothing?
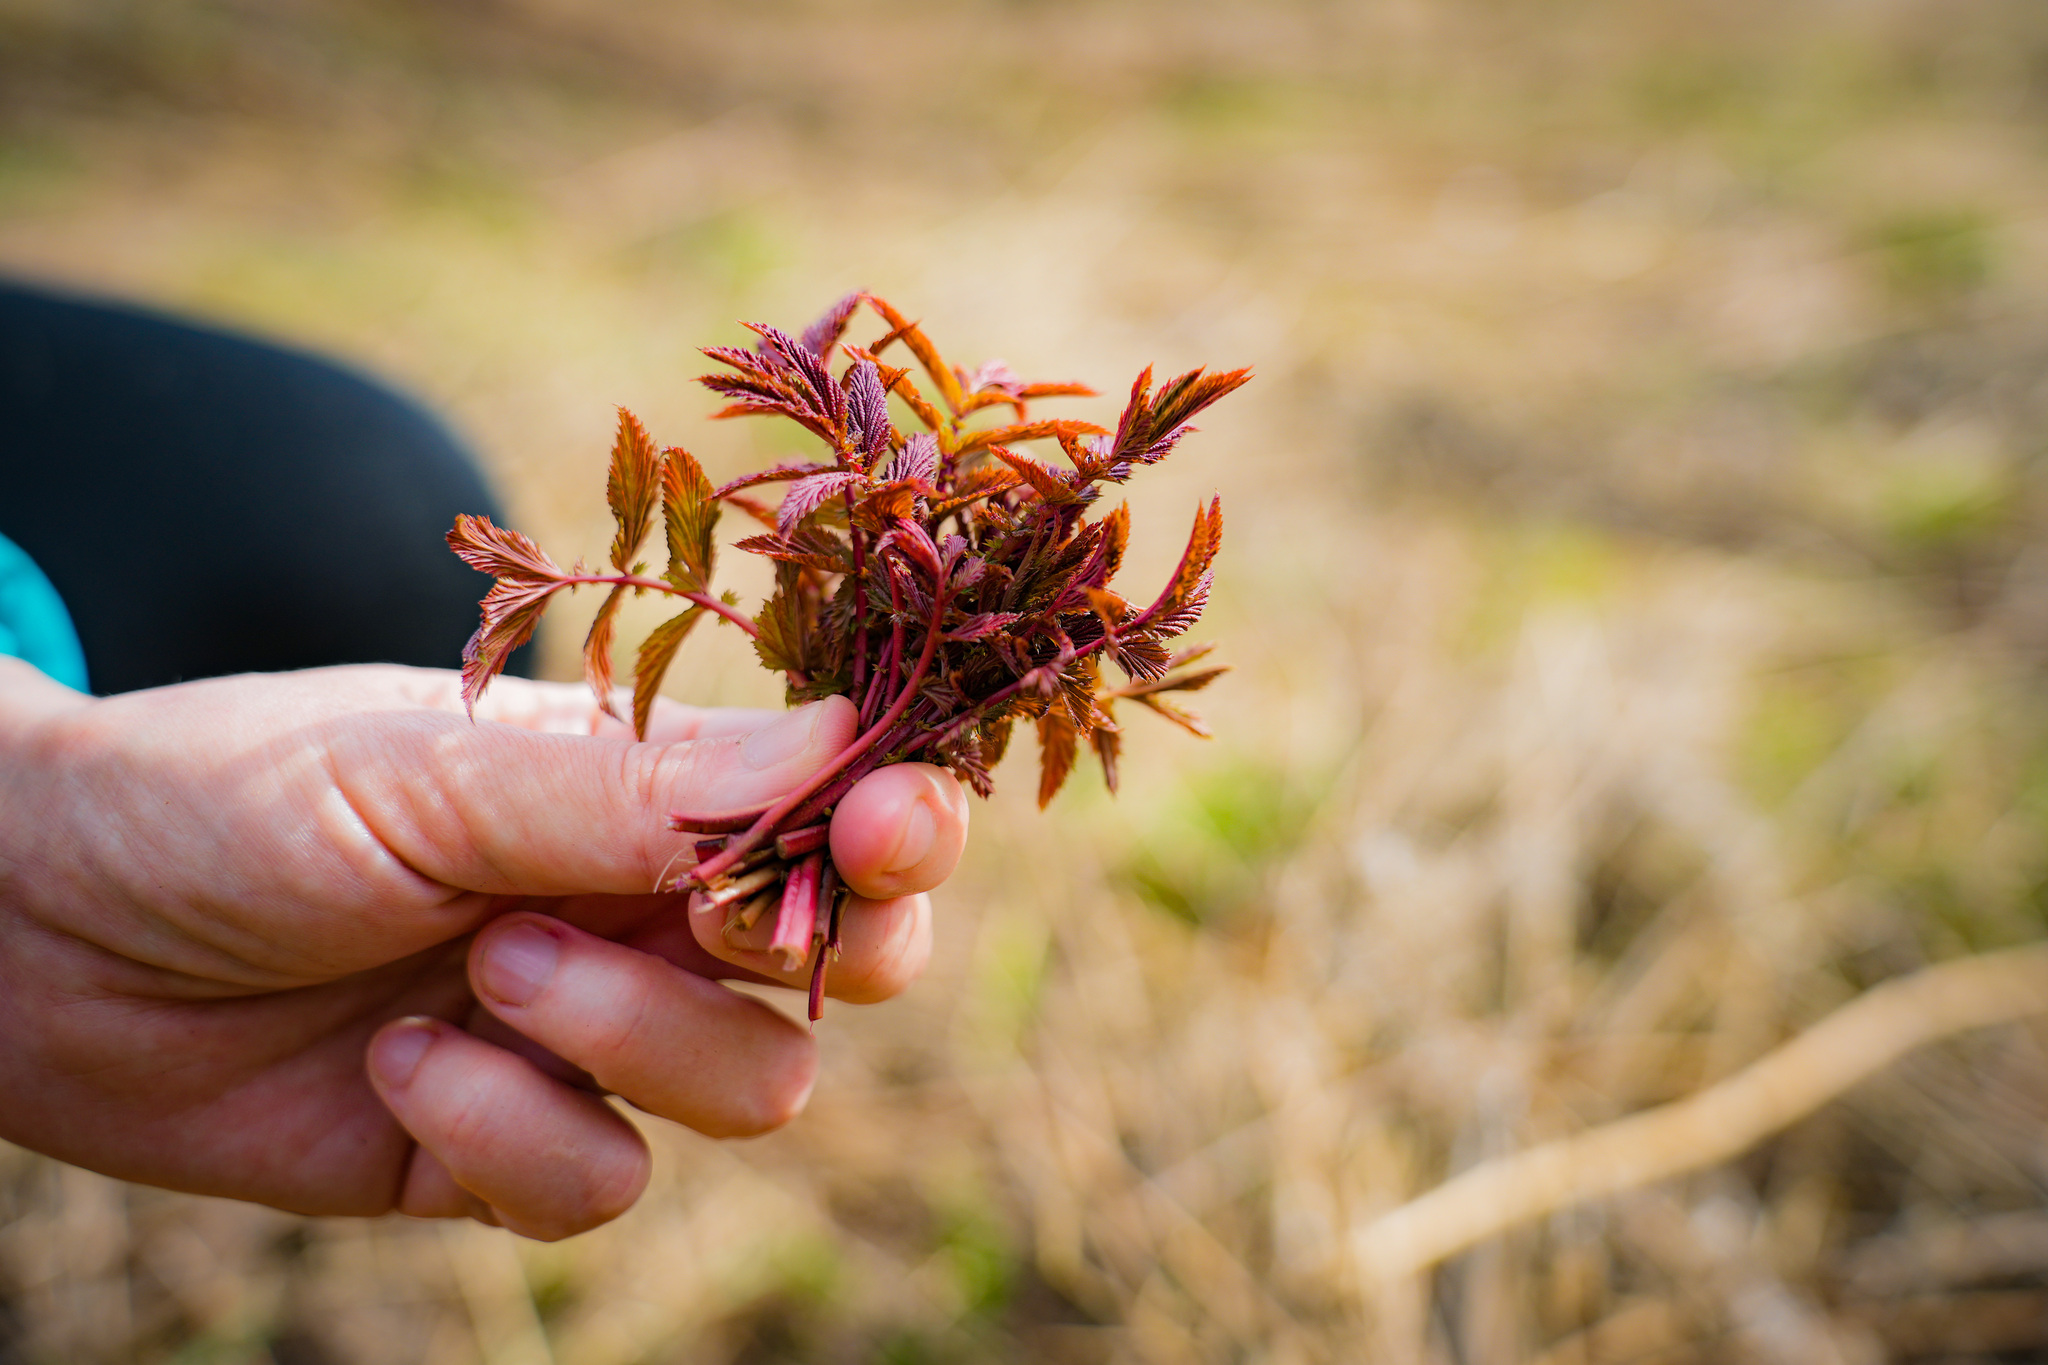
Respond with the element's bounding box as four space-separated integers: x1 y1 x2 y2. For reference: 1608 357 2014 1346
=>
0 277 526 694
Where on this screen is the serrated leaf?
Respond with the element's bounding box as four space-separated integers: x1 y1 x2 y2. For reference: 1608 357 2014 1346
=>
448 514 572 718
1019 381 1097 400
990 447 1081 505
778 470 864 537
799 291 862 359
1137 497 1222 629
957 418 1106 458
583 583 628 718
753 564 811 675
1036 708 1078 808
981 714 1015 770
632 607 704 739
1132 692 1213 738
1092 716 1122 794
607 408 661 573
662 446 718 592
893 431 940 485
946 611 1021 642
457 580 557 719
844 359 892 470
865 294 967 415
734 528 852 573
712 461 838 500
928 467 1020 520
1098 503 1130 582
448 513 565 585
880 518 944 580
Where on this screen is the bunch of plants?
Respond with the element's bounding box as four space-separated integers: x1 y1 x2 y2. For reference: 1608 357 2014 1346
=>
449 292 1244 1017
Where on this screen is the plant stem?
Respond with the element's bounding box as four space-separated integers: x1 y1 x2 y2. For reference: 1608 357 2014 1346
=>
554 574 759 637
691 583 949 885
846 489 869 690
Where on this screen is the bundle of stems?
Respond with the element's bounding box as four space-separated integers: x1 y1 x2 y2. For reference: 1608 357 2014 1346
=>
449 292 1245 1016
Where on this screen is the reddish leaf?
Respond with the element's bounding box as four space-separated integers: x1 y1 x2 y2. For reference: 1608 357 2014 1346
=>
583 583 628 718
1091 715 1122 794
458 585 549 718
734 529 852 573
1036 708 1078 808
448 513 564 585
880 517 943 580
607 408 661 572
894 432 940 485
799 291 862 359
779 470 865 537
711 461 838 500
844 359 892 470
946 612 1021 642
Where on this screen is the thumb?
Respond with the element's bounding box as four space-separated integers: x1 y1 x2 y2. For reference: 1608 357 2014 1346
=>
331 696 858 896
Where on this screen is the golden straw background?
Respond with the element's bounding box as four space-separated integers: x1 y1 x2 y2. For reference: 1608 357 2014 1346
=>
6 1 2048 1360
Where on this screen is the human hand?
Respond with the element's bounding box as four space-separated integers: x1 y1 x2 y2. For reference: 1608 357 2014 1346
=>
0 659 968 1239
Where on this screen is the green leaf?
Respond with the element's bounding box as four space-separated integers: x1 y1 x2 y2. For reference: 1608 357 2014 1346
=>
631 607 704 740
662 446 719 593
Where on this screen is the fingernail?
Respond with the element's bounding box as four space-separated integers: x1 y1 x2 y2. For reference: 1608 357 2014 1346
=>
478 922 559 1007
886 798 937 874
741 703 822 770
371 1018 438 1090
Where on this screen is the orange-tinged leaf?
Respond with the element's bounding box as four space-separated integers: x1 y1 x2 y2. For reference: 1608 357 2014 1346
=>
955 390 1026 419
607 408 661 573
1019 381 1097 400
875 365 947 434
724 492 779 531
1115 664 1230 700
990 447 1080 505
632 607 704 739
583 583 628 719
1140 496 1222 627
1092 716 1122 794
662 446 718 592
1132 693 1213 738
928 467 1020 520
956 418 1107 458
1036 708 1078 808
753 564 811 676
865 294 967 414
1098 502 1131 582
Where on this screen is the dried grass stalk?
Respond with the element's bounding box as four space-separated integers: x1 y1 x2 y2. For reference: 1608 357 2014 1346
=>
1351 942 2048 1280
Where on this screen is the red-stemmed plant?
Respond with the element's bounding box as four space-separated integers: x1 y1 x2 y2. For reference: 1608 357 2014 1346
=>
449 293 1244 1018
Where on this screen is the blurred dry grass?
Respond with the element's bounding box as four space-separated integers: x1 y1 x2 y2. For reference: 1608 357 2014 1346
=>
7 0 2048 1360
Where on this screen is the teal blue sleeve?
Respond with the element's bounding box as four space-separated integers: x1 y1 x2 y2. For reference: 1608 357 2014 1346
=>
0 528 89 692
